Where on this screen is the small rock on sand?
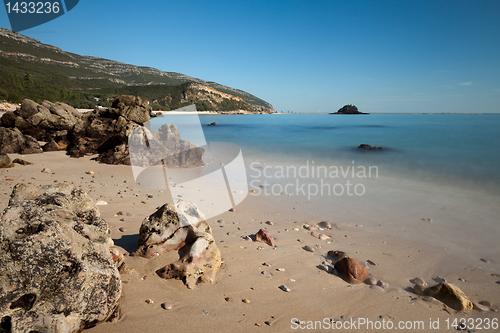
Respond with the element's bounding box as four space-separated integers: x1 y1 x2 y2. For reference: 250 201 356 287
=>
276 268 285 272
364 277 377 286
377 280 389 289
411 277 428 286
473 302 489 312
327 250 347 261
145 299 154 304
41 168 51 173
96 200 108 206
119 227 126 232
303 245 315 252
161 303 173 310
479 300 492 308
317 221 332 229
262 270 273 278
242 299 251 304
279 285 290 292
85 171 95 175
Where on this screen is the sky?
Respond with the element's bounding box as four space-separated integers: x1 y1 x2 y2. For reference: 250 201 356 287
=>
1 0 500 113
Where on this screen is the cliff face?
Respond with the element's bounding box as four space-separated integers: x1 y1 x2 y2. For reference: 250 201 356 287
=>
0 28 275 113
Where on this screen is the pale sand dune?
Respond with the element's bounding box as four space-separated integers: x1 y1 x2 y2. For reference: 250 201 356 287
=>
1 152 499 332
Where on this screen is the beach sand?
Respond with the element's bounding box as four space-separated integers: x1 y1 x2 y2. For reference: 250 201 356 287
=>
1 152 499 332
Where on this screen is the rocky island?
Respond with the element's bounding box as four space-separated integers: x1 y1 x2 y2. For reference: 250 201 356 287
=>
330 104 368 114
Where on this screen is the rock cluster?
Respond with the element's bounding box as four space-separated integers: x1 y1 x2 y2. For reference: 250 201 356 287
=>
0 183 121 332
135 201 222 289
0 95 204 166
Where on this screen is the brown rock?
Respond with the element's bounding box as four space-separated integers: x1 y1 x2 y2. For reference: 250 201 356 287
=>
0 154 14 168
413 282 473 311
327 250 347 262
334 257 368 284
255 229 275 247
12 158 33 166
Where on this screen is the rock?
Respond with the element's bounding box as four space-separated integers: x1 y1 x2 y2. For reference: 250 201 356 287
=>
473 302 489 312
366 259 377 266
0 127 41 154
413 282 472 311
161 303 173 310
41 168 51 173
370 285 385 292
136 202 222 289
433 276 447 284
303 245 315 252
261 270 273 278
42 138 62 152
111 95 152 124
318 264 333 273
276 268 285 272
242 299 251 304
255 229 275 247
0 183 121 332
364 277 377 285
279 285 290 292
358 144 383 150
317 221 332 229
377 280 389 289
334 257 369 284
12 158 32 165
411 277 428 287
332 104 367 114
327 250 347 262
145 299 154 304
265 221 274 225
96 200 108 205
479 300 492 308
0 154 14 168
310 232 331 241
207 122 217 126
305 225 318 231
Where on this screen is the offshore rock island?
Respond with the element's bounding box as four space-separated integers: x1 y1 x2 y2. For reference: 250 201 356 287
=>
330 104 368 114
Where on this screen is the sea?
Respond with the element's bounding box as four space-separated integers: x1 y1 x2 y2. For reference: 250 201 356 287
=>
151 113 500 195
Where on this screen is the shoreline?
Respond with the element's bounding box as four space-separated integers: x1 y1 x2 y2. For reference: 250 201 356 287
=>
1 152 498 332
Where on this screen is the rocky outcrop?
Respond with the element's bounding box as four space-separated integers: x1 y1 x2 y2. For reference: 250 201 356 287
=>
0 183 122 332
0 99 83 142
0 127 42 154
413 282 473 311
334 257 369 284
135 201 222 289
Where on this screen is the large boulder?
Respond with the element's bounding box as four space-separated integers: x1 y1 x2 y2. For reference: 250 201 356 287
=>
0 127 42 155
134 201 222 289
0 183 122 332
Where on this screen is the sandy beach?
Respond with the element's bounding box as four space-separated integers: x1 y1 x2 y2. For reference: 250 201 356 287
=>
1 151 498 332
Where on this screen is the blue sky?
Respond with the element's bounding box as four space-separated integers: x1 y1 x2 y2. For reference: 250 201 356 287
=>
1 0 499 113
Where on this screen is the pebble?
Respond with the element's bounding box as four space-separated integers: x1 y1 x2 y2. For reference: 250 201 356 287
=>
116 211 124 216
480 258 490 263
377 280 389 289
366 259 377 266
225 297 232 302
145 299 154 304
242 299 251 303
306 225 318 231
491 273 500 278
433 276 446 283
303 245 315 252
288 279 295 282
421 218 433 223
279 285 290 292
317 221 332 229
256 246 264 250
276 268 285 272
423 296 436 302
85 171 95 175
411 277 427 286
473 302 489 312
95 200 108 206
41 168 51 173
203 310 209 315
265 221 274 225
126 213 133 216
318 264 331 273
261 270 273 278
147 194 153 198
340 315 349 321
479 300 492 307
262 262 272 267
119 227 126 232
364 277 377 286
229 208 235 212
161 303 172 310
217 219 225 223
370 285 385 292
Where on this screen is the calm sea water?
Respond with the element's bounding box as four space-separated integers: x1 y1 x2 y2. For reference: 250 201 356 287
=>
151 114 500 193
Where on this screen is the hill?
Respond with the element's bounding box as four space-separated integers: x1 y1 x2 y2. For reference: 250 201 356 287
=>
0 28 274 113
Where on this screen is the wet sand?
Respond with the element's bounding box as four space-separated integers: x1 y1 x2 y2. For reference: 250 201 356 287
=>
1 152 499 332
